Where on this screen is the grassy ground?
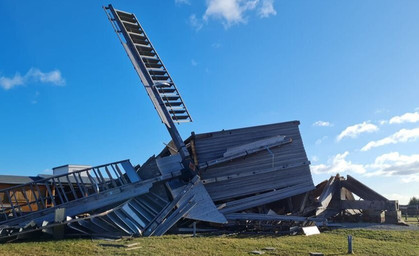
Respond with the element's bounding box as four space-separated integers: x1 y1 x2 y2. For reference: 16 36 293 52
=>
0 229 417 256
405 217 419 227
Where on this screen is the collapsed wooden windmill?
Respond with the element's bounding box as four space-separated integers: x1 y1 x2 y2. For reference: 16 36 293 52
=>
0 5 401 241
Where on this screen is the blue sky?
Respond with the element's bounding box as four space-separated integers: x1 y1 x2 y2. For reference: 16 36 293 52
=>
1 0 418 204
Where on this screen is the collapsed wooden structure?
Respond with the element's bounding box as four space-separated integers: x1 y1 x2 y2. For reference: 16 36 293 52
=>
0 5 402 241
0 122 402 240
314 174 401 224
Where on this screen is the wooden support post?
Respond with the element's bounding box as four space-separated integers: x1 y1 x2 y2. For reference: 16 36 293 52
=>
287 197 294 212
347 235 353 254
53 208 66 240
299 192 309 214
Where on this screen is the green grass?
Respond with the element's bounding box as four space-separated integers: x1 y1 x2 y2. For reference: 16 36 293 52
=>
0 229 418 256
405 217 419 227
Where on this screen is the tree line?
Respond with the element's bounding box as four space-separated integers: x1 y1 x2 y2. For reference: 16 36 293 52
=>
409 197 418 206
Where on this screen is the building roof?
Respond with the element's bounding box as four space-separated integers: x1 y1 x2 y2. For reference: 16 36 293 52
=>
0 175 44 185
52 164 92 170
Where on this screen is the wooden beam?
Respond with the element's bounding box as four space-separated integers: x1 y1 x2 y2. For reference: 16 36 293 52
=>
220 182 314 214
225 213 326 223
341 200 386 210
199 136 292 169
315 176 339 216
341 175 388 201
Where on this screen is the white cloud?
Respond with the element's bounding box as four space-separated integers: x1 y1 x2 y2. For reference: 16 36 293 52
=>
389 112 419 124
367 152 419 175
313 120 332 127
337 122 378 141
311 156 319 162
0 68 65 90
258 0 276 18
203 0 259 28
187 0 277 29
401 174 419 183
365 152 419 183
0 73 25 90
379 111 419 126
175 0 190 5
361 128 419 151
313 151 419 184
189 14 203 31
311 151 366 175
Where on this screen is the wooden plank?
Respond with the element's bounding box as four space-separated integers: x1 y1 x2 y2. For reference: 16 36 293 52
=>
156 154 183 175
201 161 309 185
199 137 292 169
143 177 197 235
223 135 287 157
65 176 78 200
190 137 199 166
104 166 118 188
315 176 338 216
225 213 325 223
341 200 386 210
205 165 313 201
220 182 315 214
34 184 47 209
172 180 227 224
20 188 33 212
299 192 309 214
341 200 399 211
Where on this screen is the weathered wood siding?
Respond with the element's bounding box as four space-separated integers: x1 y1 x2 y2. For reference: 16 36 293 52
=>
193 121 315 204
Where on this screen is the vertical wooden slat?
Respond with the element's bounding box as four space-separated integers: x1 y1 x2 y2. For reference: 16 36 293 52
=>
72 173 85 197
76 173 88 196
65 176 78 200
110 164 124 186
35 184 47 209
105 166 118 187
6 191 18 217
86 172 99 194
95 168 109 190
30 184 43 210
11 190 23 216
45 182 57 207
51 179 64 204
56 178 69 202
114 164 128 184
92 168 107 191
20 187 33 212
0 196 9 220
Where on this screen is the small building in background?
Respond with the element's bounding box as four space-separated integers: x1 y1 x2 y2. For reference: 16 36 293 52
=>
0 164 91 213
52 165 92 177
